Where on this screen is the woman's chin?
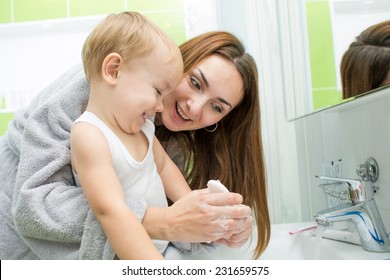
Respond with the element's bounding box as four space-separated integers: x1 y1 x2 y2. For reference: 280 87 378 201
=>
161 107 185 131
164 120 184 132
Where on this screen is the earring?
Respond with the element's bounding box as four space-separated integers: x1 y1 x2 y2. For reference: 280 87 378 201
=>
205 122 218 133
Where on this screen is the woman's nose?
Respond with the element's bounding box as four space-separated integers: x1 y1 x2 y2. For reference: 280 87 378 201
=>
186 95 206 116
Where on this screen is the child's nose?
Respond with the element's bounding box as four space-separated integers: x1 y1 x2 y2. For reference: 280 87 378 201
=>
155 96 164 112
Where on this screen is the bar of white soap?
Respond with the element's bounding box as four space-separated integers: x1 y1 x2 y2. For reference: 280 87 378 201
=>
207 180 229 193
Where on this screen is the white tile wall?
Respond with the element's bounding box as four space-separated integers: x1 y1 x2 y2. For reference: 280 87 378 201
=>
295 86 390 231
0 16 103 112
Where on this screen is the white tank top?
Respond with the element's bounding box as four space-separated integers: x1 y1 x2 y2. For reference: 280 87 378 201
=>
73 111 168 254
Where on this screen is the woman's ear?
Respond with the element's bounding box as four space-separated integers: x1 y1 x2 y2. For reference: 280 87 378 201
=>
101 53 122 85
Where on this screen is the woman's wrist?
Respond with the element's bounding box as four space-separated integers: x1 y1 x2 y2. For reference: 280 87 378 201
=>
142 207 174 241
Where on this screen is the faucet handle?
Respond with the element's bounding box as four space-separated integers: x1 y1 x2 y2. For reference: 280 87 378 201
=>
316 176 374 204
356 157 379 182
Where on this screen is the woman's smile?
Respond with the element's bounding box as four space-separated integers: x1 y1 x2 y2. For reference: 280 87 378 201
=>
176 103 191 121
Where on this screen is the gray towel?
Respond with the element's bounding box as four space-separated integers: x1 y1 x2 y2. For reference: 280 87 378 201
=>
1 64 214 259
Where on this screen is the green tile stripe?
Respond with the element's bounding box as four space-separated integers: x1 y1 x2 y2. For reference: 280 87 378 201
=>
70 0 124 17
13 0 68 22
1 0 185 43
0 0 185 25
0 0 11 23
0 112 14 136
127 0 183 11
312 88 342 110
306 0 341 110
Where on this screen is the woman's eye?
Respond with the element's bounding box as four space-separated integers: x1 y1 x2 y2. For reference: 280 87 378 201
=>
212 103 223 113
189 76 201 90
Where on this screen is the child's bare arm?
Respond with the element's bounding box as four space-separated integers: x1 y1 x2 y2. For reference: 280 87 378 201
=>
153 136 192 202
71 123 163 259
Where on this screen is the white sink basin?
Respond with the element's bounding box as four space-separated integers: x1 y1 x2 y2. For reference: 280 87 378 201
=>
164 222 390 260
261 223 390 260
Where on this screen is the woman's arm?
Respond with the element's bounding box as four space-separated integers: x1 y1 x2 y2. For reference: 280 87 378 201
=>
71 123 163 260
152 136 253 244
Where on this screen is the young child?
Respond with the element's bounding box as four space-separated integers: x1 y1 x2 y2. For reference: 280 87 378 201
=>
70 12 190 259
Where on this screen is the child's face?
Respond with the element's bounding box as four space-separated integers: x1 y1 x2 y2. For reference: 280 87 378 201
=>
112 45 179 134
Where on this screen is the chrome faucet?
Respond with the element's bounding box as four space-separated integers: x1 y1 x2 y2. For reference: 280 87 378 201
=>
315 176 390 252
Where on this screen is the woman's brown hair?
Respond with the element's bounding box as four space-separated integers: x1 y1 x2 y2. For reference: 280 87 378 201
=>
341 20 390 99
156 31 270 259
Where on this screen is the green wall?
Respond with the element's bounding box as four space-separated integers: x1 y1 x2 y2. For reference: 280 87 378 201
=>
0 112 13 135
0 0 185 136
0 0 346 134
0 0 185 43
305 0 342 110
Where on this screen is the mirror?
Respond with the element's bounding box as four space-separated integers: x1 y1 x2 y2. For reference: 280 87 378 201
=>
278 0 390 121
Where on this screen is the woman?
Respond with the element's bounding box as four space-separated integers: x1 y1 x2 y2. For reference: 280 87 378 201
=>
341 20 390 99
157 31 270 259
0 31 269 260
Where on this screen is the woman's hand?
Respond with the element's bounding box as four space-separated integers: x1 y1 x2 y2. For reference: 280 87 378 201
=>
214 214 253 247
143 189 252 243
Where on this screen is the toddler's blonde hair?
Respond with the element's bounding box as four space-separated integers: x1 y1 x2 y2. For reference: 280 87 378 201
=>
82 11 183 83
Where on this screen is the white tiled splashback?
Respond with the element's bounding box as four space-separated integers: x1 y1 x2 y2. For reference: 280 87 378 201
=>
295 86 390 231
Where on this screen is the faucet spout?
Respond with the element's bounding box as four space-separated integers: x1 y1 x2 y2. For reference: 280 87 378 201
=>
315 176 390 252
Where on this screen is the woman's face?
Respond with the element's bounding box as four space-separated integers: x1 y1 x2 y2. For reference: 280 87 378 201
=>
161 55 244 131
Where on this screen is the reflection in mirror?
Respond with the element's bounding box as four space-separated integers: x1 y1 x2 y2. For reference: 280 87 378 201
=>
294 84 390 120
278 0 390 120
340 19 390 100
349 84 390 101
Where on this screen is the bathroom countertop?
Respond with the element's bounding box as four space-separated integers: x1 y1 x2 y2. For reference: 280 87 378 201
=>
164 222 390 260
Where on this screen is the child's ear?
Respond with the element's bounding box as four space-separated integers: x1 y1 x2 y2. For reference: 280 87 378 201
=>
102 53 122 85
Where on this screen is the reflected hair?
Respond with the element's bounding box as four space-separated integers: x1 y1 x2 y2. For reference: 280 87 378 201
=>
341 20 390 99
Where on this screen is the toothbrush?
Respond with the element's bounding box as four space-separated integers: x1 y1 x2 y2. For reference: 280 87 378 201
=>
288 224 317 235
